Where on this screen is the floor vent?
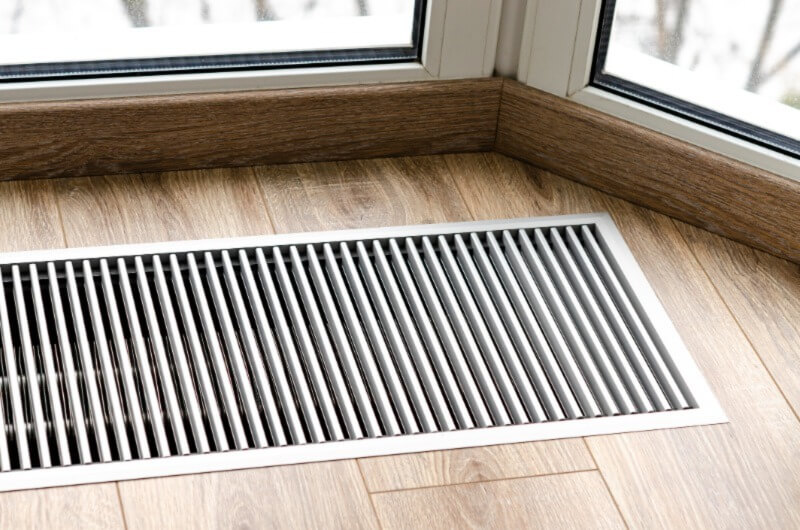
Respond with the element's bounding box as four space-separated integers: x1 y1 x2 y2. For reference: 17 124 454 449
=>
0 214 724 491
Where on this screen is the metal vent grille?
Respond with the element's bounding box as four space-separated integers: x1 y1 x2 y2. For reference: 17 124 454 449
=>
0 214 724 491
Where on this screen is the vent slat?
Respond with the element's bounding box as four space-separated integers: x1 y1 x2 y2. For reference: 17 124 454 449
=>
453 234 547 423
169 255 228 452
136 257 192 455
342 242 420 435
434 236 523 425
325 243 399 436
290 246 361 440
83 260 131 461
49 263 92 463
29 265 71 465
222 251 287 446
0 268 29 469
118 259 171 456
475 233 566 421
13 265 51 467
66 262 112 462
256 248 325 443
582 226 692 410
0 215 718 485
558 228 655 413
0 393 8 471
519 229 620 416
155 256 211 453
564 228 667 411
202 253 263 449
405 238 488 428
388 239 470 430
421 237 510 426
534 229 636 415
100 259 151 459
240 250 306 445
307 245 381 439
357 241 438 433
187 254 248 449
502 231 598 418
274 247 342 442
375 240 456 432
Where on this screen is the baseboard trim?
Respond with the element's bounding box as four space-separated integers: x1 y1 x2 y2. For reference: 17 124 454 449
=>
0 78 501 181
496 80 800 264
0 77 797 263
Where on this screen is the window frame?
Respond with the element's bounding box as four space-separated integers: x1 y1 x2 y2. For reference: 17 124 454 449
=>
0 0 502 103
516 0 800 183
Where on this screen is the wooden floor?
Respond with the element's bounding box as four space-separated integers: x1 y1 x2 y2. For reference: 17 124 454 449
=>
0 153 798 529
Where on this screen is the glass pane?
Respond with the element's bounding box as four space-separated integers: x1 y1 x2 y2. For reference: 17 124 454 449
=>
602 0 800 144
0 0 421 79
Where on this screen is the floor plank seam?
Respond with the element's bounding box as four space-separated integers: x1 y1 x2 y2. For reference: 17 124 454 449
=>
53 185 72 249
115 482 131 530
364 468 599 496
248 166 280 235
581 438 631 530
671 218 800 426
445 163 480 223
356 461 385 530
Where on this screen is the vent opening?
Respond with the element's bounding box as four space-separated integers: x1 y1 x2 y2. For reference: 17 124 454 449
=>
0 214 724 491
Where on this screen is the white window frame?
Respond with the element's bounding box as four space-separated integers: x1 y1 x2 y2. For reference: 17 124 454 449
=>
0 0 502 103
515 0 800 183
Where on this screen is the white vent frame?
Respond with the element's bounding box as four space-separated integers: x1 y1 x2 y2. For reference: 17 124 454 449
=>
0 213 726 492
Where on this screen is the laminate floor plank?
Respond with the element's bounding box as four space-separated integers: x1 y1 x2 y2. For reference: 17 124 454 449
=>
253 155 597 491
359 441 595 493
254 156 471 232
371 471 626 530
53 167 379 530
447 152 800 529
55 167 272 246
0 180 125 530
678 221 800 420
119 461 379 530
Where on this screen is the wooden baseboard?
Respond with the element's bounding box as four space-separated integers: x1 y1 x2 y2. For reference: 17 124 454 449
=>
1 76 796 262
496 80 800 264
0 78 501 181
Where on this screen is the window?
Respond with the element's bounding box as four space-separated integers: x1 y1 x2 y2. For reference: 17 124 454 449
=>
0 0 424 80
0 1 502 103
594 0 800 157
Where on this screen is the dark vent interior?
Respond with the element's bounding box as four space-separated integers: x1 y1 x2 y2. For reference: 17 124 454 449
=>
0 220 701 479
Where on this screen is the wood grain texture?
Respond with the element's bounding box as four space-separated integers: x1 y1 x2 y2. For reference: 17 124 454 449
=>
55 167 272 246
253 156 472 232
0 79 500 181
371 471 626 530
119 462 379 530
0 180 64 252
0 179 125 529
496 80 800 264
53 166 379 529
678 221 800 419
448 152 800 529
254 154 597 492
0 485 125 530
358 440 595 493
